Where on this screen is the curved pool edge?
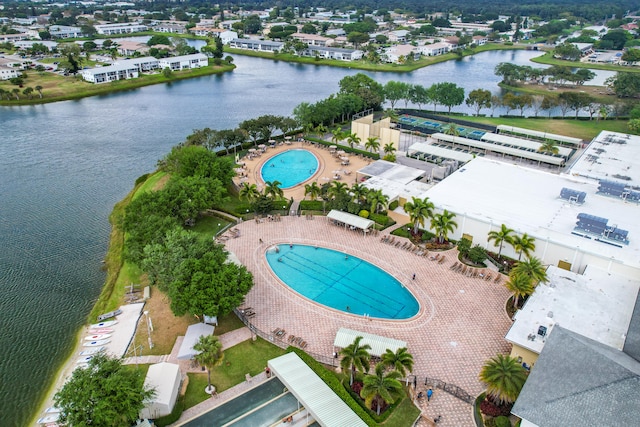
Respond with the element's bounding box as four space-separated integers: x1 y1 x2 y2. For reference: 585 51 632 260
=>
262 243 422 321
259 149 321 190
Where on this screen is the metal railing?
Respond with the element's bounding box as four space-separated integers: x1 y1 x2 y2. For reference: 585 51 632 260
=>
423 376 474 404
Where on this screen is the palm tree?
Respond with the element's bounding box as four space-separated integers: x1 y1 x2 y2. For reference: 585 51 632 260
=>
511 233 536 261
264 180 284 200
346 132 361 149
383 143 396 156
488 224 515 259
403 197 434 234
328 181 348 200
538 140 559 155
314 123 327 135
12 88 20 100
478 354 528 405
331 127 344 144
365 136 380 154
430 210 458 244
35 85 43 99
239 182 260 204
380 347 414 377
504 271 535 309
340 336 371 385
349 183 369 205
193 334 224 394
367 189 389 214
443 123 460 136
511 256 548 285
360 363 403 415
304 182 321 200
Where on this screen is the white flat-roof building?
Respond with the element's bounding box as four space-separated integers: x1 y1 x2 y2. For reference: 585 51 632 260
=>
81 62 141 84
505 265 640 366
424 156 640 277
158 53 208 71
139 362 181 419
95 23 148 35
358 160 430 203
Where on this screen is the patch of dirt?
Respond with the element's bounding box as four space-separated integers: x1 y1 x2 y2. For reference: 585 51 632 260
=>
152 174 170 191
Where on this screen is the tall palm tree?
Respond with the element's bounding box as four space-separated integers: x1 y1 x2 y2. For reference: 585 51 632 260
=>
504 271 535 309
340 336 371 385
314 123 327 135
538 140 559 155
304 182 321 200
34 85 43 99
403 197 434 234
360 363 403 415
511 256 549 285
380 347 414 377
349 183 369 205
511 233 536 261
443 123 460 136
367 189 389 214
328 181 348 200
331 127 344 144
239 182 260 204
264 180 284 200
193 334 224 394
383 143 396 156
430 210 458 244
478 354 528 405
365 136 380 154
488 224 515 259
346 132 361 149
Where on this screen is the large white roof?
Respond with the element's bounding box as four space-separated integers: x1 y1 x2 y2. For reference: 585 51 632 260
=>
334 327 407 357
143 362 181 409
327 210 374 230
359 160 426 184
569 130 640 187
408 142 474 163
425 157 640 268
177 323 214 360
268 353 368 427
505 265 640 354
481 132 573 157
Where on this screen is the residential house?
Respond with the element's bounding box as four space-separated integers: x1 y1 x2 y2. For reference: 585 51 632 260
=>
417 42 450 56
155 22 187 34
81 62 141 84
196 29 239 44
325 28 346 37
444 36 460 49
388 30 410 43
0 58 21 80
49 25 83 39
290 33 335 47
472 35 488 46
220 20 241 30
228 39 283 52
301 45 363 61
116 40 150 57
158 53 208 71
94 23 148 35
384 44 418 63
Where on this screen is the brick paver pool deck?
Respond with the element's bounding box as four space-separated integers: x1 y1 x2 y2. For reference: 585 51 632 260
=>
221 216 513 427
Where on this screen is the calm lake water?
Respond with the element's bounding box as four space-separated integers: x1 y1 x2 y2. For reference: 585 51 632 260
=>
0 49 606 426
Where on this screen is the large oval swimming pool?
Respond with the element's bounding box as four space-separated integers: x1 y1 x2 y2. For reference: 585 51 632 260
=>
265 244 419 319
260 149 318 189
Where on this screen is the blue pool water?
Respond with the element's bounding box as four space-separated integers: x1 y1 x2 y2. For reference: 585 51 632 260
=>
260 149 318 189
265 245 419 319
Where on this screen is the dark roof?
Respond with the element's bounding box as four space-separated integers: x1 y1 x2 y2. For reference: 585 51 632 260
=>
512 326 640 427
623 292 640 362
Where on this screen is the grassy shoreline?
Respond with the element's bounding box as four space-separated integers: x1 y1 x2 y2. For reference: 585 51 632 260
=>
0 62 235 106
531 51 640 74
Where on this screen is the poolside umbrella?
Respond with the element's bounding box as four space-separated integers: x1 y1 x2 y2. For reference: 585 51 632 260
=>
258 144 266 149
329 145 337 149
248 148 256 153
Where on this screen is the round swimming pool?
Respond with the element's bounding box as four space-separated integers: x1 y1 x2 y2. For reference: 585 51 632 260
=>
260 149 318 189
265 244 419 319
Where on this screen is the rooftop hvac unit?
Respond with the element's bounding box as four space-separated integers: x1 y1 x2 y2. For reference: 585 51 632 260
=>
560 187 586 204
598 180 626 197
576 213 609 234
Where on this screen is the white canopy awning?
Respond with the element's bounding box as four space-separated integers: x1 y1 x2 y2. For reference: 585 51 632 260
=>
333 327 407 357
327 210 374 230
177 323 214 360
269 353 368 427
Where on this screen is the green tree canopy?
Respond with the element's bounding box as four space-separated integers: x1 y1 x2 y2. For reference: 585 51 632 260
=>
339 73 385 111
479 354 528 405
360 363 403 415
193 334 224 392
54 352 155 427
466 89 492 116
340 336 371 385
488 224 515 258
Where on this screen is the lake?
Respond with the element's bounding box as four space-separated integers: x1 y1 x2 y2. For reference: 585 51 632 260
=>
0 49 608 426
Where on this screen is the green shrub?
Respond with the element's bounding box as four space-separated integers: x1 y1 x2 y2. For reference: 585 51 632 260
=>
135 173 150 185
369 212 389 225
359 209 369 218
495 415 511 427
468 245 488 264
457 237 472 256
299 200 324 211
388 200 399 211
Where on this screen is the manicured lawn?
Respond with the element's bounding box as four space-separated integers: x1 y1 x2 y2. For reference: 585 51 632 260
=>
183 338 287 408
214 312 246 335
380 391 422 426
190 215 231 241
459 116 631 140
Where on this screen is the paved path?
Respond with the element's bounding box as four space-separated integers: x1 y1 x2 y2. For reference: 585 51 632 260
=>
221 216 512 427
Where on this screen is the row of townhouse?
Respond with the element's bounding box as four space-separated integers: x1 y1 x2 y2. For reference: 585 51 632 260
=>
227 38 362 61
80 53 207 84
0 57 22 81
94 23 149 35
382 35 488 63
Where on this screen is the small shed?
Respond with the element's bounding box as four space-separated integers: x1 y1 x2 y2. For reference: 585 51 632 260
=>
139 362 181 419
177 323 215 360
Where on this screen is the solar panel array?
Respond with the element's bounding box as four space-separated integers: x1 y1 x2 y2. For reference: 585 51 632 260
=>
560 187 586 204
